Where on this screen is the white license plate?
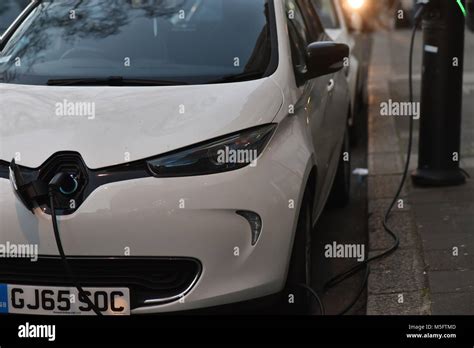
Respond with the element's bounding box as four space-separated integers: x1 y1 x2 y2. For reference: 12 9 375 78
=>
0 284 130 316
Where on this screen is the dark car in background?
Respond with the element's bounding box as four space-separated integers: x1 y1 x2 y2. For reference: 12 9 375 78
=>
0 0 30 36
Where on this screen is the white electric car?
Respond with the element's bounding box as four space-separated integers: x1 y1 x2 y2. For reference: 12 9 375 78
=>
0 0 350 315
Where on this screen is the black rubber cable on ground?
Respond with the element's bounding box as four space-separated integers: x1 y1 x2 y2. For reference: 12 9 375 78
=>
49 189 103 316
336 265 369 316
321 8 426 315
298 283 325 315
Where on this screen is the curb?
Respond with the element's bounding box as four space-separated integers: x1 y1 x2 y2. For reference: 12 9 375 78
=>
365 32 431 315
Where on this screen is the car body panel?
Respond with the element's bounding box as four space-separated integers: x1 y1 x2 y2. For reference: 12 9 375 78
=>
270 0 349 223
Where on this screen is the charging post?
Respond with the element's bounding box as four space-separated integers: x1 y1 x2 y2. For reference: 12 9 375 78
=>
468 0 474 31
411 0 468 186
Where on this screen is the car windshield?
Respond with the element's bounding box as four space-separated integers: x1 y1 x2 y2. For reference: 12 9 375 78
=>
0 0 275 85
0 0 30 35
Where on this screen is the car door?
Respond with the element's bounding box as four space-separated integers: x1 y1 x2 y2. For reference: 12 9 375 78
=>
285 0 333 218
305 0 348 216
314 0 359 127
308 0 349 187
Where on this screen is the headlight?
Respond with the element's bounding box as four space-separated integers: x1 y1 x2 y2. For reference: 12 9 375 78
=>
147 124 277 177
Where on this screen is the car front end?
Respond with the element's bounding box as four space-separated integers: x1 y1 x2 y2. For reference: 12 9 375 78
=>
0 0 318 315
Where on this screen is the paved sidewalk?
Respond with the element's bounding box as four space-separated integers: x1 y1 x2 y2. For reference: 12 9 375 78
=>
366 30 474 315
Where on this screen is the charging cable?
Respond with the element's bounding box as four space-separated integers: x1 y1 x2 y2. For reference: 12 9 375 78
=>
48 172 103 316
298 282 326 315
318 3 428 315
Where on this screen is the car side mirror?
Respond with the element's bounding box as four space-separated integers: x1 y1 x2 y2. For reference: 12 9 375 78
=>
305 42 349 80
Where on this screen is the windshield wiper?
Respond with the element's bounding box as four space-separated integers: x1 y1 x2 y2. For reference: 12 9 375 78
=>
47 77 189 86
206 71 266 84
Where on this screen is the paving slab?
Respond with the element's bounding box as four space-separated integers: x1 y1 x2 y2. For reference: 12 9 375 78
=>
431 292 474 315
369 212 419 250
367 290 430 315
368 268 426 294
368 175 408 200
425 249 474 271
428 270 474 293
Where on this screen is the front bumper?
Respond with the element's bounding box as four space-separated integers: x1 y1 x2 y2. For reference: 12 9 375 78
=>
0 121 310 313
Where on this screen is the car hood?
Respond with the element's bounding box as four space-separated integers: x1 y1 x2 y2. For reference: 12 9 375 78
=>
0 78 283 168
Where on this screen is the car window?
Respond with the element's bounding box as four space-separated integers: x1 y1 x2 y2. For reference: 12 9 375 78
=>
0 0 30 35
285 0 309 76
0 0 275 86
298 0 325 40
286 0 326 79
286 0 311 47
311 0 340 29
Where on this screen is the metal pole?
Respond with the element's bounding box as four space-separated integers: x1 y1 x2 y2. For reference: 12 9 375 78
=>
468 0 474 30
411 0 466 186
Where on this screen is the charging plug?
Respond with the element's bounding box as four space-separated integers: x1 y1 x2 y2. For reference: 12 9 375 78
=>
48 172 73 193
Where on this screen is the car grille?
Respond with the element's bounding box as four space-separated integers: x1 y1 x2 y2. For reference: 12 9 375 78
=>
0 257 201 309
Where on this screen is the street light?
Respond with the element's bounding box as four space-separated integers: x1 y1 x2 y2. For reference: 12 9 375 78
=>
346 0 366 11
